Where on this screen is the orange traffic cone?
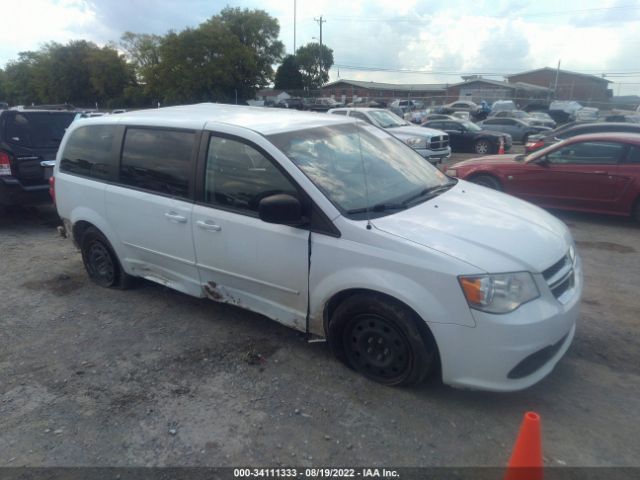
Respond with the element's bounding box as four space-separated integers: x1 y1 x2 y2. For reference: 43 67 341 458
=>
498 138 505 155
505 412 543 480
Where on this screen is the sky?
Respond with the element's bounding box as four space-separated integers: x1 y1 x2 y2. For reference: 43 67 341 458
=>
1 0 639 96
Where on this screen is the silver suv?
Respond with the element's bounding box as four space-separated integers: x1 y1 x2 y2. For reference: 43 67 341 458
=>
328 108 451 164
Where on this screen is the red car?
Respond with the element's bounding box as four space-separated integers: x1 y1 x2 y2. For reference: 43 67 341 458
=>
446 133 640 222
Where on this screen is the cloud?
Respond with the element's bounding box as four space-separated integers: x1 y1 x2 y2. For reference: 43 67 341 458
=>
1 0 639 95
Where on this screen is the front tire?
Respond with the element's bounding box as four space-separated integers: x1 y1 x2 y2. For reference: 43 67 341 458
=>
470 174 502 190
328 294 436 386
474 139 492 154
81 227 133 289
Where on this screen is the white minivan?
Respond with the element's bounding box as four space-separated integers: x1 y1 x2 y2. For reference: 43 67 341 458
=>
53 103 582 391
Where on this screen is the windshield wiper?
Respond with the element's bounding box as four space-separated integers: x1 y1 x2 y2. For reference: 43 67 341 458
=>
346 203 408 214
400 181 457 207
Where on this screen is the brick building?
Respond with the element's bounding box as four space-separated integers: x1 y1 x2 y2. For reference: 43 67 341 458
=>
505 68 612 106
445 78 551 105
321 79 446 105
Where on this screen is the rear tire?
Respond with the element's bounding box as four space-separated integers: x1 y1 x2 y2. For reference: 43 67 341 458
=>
470 174 502 191
328 294 436 386
474 139 492 154
81 227 134 289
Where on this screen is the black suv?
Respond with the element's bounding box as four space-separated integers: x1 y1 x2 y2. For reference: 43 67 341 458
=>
422 119 512 154
0 108 77 206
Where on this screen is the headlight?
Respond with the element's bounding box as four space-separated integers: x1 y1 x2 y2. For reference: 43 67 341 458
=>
445 168 458 177
404 137 426 148
459 272 540 314
568 244 576 265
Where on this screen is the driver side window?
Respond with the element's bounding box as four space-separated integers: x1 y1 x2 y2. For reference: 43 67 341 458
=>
546 141 624 165
204 136 298 214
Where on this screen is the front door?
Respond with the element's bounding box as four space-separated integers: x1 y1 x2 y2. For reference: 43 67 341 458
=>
192 133 310 331
507 140 625 211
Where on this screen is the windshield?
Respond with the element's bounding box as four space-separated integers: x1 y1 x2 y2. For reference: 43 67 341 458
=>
4 111 76 148
367 110 407 128
268 123 450 218
462 121 482 132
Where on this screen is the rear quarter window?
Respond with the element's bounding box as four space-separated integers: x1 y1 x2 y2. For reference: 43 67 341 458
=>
60 125 117 180
119 128 196 199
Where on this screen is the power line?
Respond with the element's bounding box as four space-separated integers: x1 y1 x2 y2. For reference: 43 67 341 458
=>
331 63 640 78
329 4 640 22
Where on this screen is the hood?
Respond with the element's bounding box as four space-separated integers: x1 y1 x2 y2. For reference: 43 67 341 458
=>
454 154 521 167
371 181 571 273
387 125 444 139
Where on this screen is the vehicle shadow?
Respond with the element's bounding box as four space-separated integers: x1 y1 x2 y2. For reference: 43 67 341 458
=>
549 209 638 230
0 204 61 229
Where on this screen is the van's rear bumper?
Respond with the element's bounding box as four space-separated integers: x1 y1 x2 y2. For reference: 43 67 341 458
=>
0 177 51 206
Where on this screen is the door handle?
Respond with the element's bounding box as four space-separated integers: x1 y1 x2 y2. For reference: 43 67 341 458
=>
164 212 187 223
196 220 222 232
593 171 607 175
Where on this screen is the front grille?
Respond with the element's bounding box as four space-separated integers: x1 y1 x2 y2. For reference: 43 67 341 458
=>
428 135 449 150
543 253 575 303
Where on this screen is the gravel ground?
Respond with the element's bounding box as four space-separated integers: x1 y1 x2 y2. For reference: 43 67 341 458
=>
1 194 639 468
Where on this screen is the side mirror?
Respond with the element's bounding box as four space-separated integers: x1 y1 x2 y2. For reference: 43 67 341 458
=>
258 194 306 226
536 156 550 166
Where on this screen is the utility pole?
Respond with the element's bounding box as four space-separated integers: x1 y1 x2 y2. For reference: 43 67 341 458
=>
293 0 297 54
314 15 326 49
314 15 326 85
553 59 561 99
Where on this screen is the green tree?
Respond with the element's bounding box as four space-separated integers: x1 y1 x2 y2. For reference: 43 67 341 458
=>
3 51 42 105
2 41 135 107
0 68 6 101
274 55 304 91
120 32 162 99
296 43 334 90
139 7 285 104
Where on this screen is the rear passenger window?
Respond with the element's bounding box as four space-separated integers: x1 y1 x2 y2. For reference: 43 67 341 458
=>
119 128 195 199
60 125 116 179
204 136 298 214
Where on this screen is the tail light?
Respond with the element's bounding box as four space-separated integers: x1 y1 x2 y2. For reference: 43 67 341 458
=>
0 151 12 176
49 176 56 204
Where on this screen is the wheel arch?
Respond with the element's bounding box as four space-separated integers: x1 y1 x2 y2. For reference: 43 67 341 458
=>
322 288 441 373
468 171 504 189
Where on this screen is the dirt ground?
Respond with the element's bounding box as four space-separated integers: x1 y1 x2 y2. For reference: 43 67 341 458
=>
1 191 639 467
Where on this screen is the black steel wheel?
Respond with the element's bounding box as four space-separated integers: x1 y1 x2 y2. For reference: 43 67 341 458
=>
343 313 411 384
81 227 134 289
86 240 116 286
328 294 437 386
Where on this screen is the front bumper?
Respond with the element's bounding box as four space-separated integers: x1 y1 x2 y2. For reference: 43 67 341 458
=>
0 177 51 206
431 256 582 392
415 146 452 164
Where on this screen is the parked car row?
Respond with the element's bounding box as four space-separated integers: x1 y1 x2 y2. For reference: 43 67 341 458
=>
328 108 451 164
525 122 640 153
